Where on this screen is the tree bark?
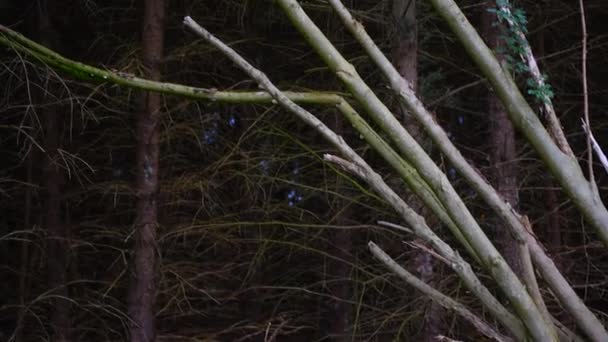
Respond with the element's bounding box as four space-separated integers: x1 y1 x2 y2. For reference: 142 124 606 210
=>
481 0 523 278
41 95 70 342
35 1 70 340
326 118 353 341
326 222 352 341
537 27 563 265
14 152 33 342
128 0 165 341
45 95 69 342
391 1 444 340
325 18 353 336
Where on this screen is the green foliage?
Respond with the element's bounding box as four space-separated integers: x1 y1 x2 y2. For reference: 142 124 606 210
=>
488 0 554 105
527 75 554 101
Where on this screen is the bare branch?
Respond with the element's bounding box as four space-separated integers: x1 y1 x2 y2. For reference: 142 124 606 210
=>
325 0 607 338
377 220 413 234
583 121 608 175
421 2 608 339
369 242 512 342
183 15 526 340
276 0 548 339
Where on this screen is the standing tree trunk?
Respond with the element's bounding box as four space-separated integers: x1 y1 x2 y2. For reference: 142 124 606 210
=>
322 13 354 339
537 26 562 264
44 89 69 342
326 116 354 342
44 88 69 342
128 0 165 340
390 1 444 340
326 219 353 341
36 1 70 340
481 0 523 277
15 152 33 342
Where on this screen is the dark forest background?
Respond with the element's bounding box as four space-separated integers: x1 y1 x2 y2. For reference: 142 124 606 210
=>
1 0 608 341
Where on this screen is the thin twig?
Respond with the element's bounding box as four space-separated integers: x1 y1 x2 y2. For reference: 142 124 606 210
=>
377 220 413 234
406 240 451 266
323 154 365 178
579 0 595 189
582 120 608 175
